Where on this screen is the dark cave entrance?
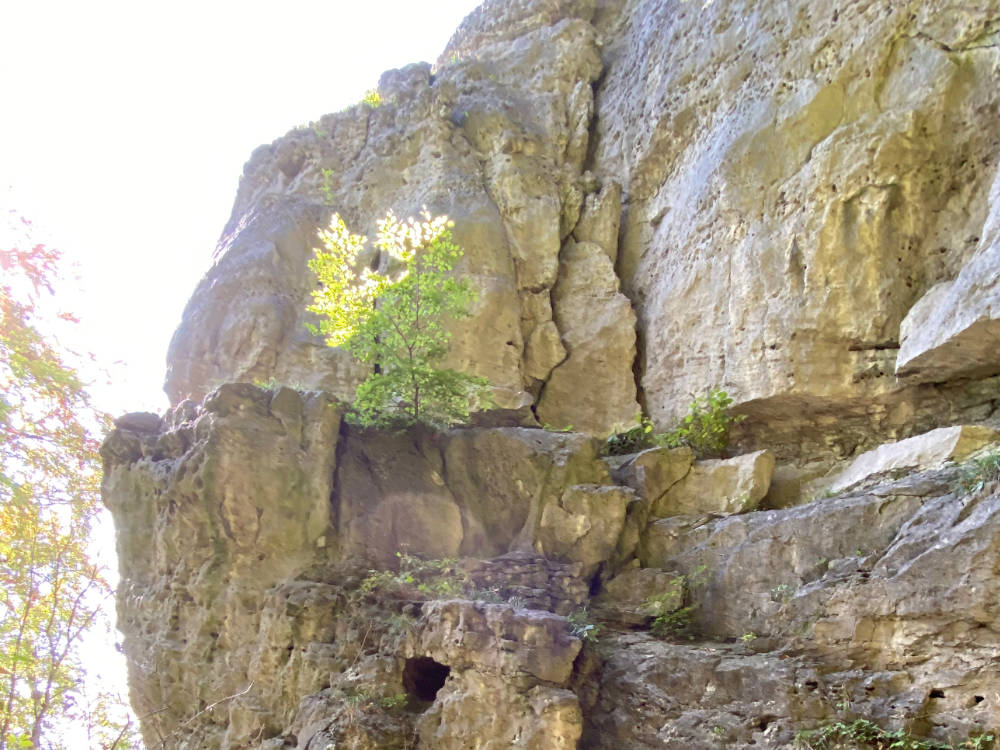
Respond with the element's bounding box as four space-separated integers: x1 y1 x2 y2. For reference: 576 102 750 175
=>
402 656 450 702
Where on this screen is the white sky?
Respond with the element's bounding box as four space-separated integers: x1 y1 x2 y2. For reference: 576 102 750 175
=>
1 0 483 416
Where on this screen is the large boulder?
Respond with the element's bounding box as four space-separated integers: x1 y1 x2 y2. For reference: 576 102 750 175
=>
652 450 775 518
820 424 999 495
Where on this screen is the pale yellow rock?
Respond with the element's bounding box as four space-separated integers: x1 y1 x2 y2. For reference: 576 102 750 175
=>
823 425 1000 495
573 179 622 264
416 672 582 750
652 450 775 518
536 240 640 435
594 0 1000 438
608 445 694 504
537 484 635 572
523 319 567 380
416 600 582 684
896 168 1000 383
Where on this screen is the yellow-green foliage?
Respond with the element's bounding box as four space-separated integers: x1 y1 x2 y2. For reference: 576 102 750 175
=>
308 210 492 428
358 552 469 600
361 89 382 107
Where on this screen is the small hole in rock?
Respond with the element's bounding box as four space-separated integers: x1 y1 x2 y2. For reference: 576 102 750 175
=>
756 715 775 731
403 656 450 702
974 695 984 704
929 689 945 699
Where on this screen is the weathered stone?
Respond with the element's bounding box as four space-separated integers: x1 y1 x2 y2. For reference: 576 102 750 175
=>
101 384 343 748
896 167 1000 382
593 0 1000 451
536 239 640 435
592 566 684 626
337 427 466 566
607 445 694 504
579 634 830 749
573 179 622 264
442 427 610 557
652 449 775 518
415 600 581 684
417 673 582 750
537 484 636 573
114 411 162 433
523 319 567 381
465 554 589 615
821 425 1000 495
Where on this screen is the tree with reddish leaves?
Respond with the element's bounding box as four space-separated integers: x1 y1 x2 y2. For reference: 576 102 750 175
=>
0 214 137 749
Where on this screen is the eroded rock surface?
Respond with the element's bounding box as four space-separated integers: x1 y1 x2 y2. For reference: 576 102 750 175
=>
165 10 639 435
113 0 1000 747
103 385 1000 749
592 0 1000 450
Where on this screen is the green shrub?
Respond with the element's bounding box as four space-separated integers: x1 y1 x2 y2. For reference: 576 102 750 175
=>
603 390 744 458
359 552 469 599
308 210 492 429
646 567 708 641
360 89 382 107
605 416 656 455
659 389 745 458
955 449 1000 495
795 719 993 750
649 604 698 640
566 608 602 643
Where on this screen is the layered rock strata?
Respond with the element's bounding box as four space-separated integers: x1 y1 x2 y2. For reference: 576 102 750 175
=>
103 385 1000 749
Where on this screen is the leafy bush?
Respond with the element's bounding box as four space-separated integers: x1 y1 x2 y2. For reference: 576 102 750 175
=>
360 89 382 107
605 416 656 455
359 552 469 600
604 390 744 458
308 210 492 429
566 608 602 643
795 719 993 750
646 567 708 641
649 604 698 640
660 388 745 458
955 449 1000 495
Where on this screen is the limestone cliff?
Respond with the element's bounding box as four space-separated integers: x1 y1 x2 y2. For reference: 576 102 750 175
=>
105 0 1000 748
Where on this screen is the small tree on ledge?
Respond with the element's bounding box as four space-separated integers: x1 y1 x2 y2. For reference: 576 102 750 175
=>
307 210 492 429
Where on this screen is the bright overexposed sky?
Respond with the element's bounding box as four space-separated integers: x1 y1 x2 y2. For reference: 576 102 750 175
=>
1 0 483 416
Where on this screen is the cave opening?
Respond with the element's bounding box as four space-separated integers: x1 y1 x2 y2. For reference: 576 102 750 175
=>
403 656 451 702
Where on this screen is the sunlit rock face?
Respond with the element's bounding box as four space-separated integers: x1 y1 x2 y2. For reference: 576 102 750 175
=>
103 384 1000 749
165 2 638 436
120 0 1000 748
167 0 999 450
590 0 1000 450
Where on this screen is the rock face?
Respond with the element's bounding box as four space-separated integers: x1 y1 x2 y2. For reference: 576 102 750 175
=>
591 0 1000 450
165 9 639 435
896 167 1000 383
103 386 1000 749
110 0 1000 748
163 0 1000 456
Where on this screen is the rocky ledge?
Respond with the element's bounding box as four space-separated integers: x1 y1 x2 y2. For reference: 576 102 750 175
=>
102 383 1000 749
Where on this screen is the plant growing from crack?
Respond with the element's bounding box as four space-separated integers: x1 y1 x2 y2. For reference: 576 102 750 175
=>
308 210 492 429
